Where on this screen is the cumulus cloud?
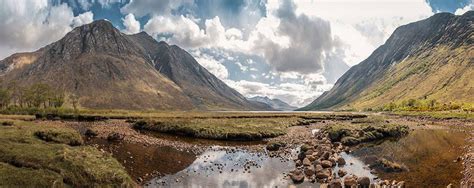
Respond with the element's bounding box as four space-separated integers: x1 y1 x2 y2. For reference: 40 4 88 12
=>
122 13 140 34
191 50 229 80
252 0 335 74
294 0 433 65
225 79 332 107
455 3 473 15
121 0 190 17
0 0 94 59
72 11 94 28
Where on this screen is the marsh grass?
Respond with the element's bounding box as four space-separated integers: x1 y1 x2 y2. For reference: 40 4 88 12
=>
134 117 302 140
324 121 409 146
0 120 134 187
391 111 474 120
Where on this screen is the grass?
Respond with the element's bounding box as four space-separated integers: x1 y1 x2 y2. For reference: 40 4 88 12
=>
133 117 302 140
390 111 474 120
132 113 367 140
0 120 134 187
324 118 410 146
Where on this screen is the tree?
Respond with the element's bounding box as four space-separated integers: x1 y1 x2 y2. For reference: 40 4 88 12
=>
0 88 10 109
70 93 79 111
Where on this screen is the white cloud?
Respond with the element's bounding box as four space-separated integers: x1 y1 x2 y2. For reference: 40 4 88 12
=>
293 0 433 66
192 50 229 80
455 3 473 15
121 0 190 17
225 79 332 107
0 0 94 59
72 11 94 28
122 13 140 34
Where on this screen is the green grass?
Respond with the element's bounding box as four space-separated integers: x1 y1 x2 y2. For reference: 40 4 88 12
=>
391 111 474 120
133 117 302 140
323 120 410 146
0 120 134 187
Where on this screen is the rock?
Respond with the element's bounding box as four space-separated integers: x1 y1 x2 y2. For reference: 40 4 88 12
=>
303 158 312 166
337 157 346 166
322 151 331 160
266 141 286 151
344 175 357 187
337 169 347 177
446 183 453 188
305 165 315 176
107 132 124 141
308 155 317 161
315 169 331 179
300 144 311 152
357 176 371 187
321 160 333 168
295 160 302 166
398 181 406 188
329 179 343 188
85 129 98 137
341 136 360 146
290 170 305 183
329 157 337 165
315 164 324 172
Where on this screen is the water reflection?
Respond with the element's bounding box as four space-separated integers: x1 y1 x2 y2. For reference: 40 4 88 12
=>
351 129 467 187
147 147 294 188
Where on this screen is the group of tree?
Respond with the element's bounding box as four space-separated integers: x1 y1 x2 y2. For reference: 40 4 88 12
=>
379 99 473 112
0 83 65 110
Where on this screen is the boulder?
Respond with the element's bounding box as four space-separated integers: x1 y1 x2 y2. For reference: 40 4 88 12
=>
315 169 331 179
337 169 347 177
305 165 316 176
344 175 357 187
321 160 333 168
337 157 346 166
290 170 305 183
329 179 343 188
357 176 371 187
303 158 312 166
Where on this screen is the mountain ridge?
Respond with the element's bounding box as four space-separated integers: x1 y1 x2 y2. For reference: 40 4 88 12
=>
248 96 297 111
301 11 473 111
0 20 271 111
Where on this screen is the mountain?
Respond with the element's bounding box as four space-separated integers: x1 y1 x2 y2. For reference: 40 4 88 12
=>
301 11 473 111
128 32 271 110
0 20 270 111
248 96 297 111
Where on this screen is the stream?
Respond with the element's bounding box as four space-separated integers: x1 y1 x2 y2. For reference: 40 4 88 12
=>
86 127 467 187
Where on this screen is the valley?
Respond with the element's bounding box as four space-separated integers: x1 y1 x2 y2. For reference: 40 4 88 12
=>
0 111 472 187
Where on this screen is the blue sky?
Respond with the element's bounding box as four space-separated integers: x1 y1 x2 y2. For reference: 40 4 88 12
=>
0 0 472 106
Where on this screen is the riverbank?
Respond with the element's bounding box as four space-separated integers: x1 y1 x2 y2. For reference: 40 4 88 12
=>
0 119 134 187
0 111 471 187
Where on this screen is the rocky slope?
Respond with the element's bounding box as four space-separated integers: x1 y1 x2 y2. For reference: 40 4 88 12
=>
301 11 473 110
248 96 297 111
0 20 269 111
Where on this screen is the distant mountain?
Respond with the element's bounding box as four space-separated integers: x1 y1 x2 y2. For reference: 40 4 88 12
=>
248 96 297 111
0 20 271 111
301 11 473 110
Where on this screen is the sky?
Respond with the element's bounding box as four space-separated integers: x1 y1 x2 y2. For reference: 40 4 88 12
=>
0 0 472 107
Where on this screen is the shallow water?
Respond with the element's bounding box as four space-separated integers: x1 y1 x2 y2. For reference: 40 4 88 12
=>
351 128 467 187
86 138 197 181
146 147 295 188
86 126 468 187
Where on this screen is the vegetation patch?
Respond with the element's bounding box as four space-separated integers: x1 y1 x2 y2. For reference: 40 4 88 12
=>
370 158 408 173
34 129 84 146
266 141 287 151
133 117 302 141
0 120 134 187
324 120 410 146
